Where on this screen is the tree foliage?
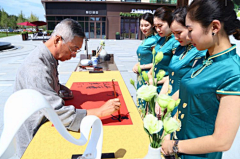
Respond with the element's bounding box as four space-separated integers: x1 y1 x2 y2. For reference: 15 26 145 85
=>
0 8 2 24
9 15 18 29
17 11 26 24
0 7 43 30
120 12 142 18
0 9 9 28
28 12 39 22
0 9 27 29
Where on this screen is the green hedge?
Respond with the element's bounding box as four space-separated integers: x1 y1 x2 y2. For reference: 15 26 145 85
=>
0 32 21 35
0 32 20 38
120 12 142 18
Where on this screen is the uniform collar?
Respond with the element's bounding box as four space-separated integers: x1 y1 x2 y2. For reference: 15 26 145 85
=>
205 44 236 62
145 33 154 39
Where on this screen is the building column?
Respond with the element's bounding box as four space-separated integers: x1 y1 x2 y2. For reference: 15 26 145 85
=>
177 0 189 7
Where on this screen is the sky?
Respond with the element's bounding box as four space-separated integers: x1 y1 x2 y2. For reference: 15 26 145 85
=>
0 0 45 21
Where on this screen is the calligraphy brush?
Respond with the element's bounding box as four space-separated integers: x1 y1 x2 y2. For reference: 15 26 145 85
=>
112 79 121 122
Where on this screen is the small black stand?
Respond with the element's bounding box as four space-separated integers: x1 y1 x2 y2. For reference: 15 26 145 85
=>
164 155 176 159
72 153 115 159
92 50 96 56
85 38 89 59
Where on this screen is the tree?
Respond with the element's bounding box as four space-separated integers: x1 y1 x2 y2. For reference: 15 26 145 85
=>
0 7 2 28
17 11 26 24
9 15 17 29
28 12 39 22
1 9 9 29
17 11 26 29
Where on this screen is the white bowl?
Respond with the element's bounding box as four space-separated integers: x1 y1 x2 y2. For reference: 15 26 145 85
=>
80 59 92 66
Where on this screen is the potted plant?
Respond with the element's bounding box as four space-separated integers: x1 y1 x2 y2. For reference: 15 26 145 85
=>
21 31 28 41
115 32 120 40
47 30 53 36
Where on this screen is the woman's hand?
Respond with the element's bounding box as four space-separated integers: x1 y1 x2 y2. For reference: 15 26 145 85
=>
161 140 175 156
148 68 153 79
147 78 157 85
132 63 139 74
155 102 161 118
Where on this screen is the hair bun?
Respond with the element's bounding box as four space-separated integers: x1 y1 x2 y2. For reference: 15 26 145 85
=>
233 28 240 40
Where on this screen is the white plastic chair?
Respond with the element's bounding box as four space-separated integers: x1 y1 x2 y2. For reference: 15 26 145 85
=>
0 89 103 159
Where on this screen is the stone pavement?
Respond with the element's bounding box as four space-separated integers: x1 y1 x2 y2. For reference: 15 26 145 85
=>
0 35 239 158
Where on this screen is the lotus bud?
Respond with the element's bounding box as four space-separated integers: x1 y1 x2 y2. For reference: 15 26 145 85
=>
156 94 172 109
155 52 164 64
100 40 105 46
152 48 156 55
156 70 165 81
163 117 181 134
130 78 137 90
130 78 135 86
138 65 142 74
175 98 181 107
167 99 176 112
142 71 149 83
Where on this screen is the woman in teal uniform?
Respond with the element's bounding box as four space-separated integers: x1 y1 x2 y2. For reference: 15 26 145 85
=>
162 0 240 159
168 7 206 116
149 6 180 94
132 13 158 117
155 32 161 41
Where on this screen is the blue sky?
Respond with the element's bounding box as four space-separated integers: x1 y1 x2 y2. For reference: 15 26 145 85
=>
0 0 45 21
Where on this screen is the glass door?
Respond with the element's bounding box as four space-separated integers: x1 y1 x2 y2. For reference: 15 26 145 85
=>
121 18 139 39
96 22 101 38
85 17 106 39
90 22 95 39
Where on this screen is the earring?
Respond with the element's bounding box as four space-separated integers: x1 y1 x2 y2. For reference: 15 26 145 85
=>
212 32 215 36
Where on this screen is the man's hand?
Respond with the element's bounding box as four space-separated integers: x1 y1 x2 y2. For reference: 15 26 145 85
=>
87 98 121 117
98 98 121 117
59 85 74 100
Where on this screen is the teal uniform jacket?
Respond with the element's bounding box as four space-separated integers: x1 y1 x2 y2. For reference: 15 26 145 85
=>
154 34 180 93
137 34 158 67
176 45 240 159
155 33 161 41
136 34 158 117
168 44 207 116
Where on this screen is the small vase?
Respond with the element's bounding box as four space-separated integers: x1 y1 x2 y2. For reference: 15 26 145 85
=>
143 144 162 159
164 155 176 159
99 48 107 60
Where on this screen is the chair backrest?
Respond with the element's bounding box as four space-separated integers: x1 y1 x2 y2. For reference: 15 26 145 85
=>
0 89 103 159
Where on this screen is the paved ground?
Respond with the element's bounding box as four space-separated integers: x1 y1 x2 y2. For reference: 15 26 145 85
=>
0 35 239 158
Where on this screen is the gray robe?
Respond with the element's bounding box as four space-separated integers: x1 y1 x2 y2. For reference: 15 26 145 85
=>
13 43 87 157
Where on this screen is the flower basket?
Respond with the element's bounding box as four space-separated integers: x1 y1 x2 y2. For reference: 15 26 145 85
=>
116 32 120 40
47 30 53 36
21 31 28 41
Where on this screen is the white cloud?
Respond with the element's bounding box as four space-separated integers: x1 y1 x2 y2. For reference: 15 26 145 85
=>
0 0 45 21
